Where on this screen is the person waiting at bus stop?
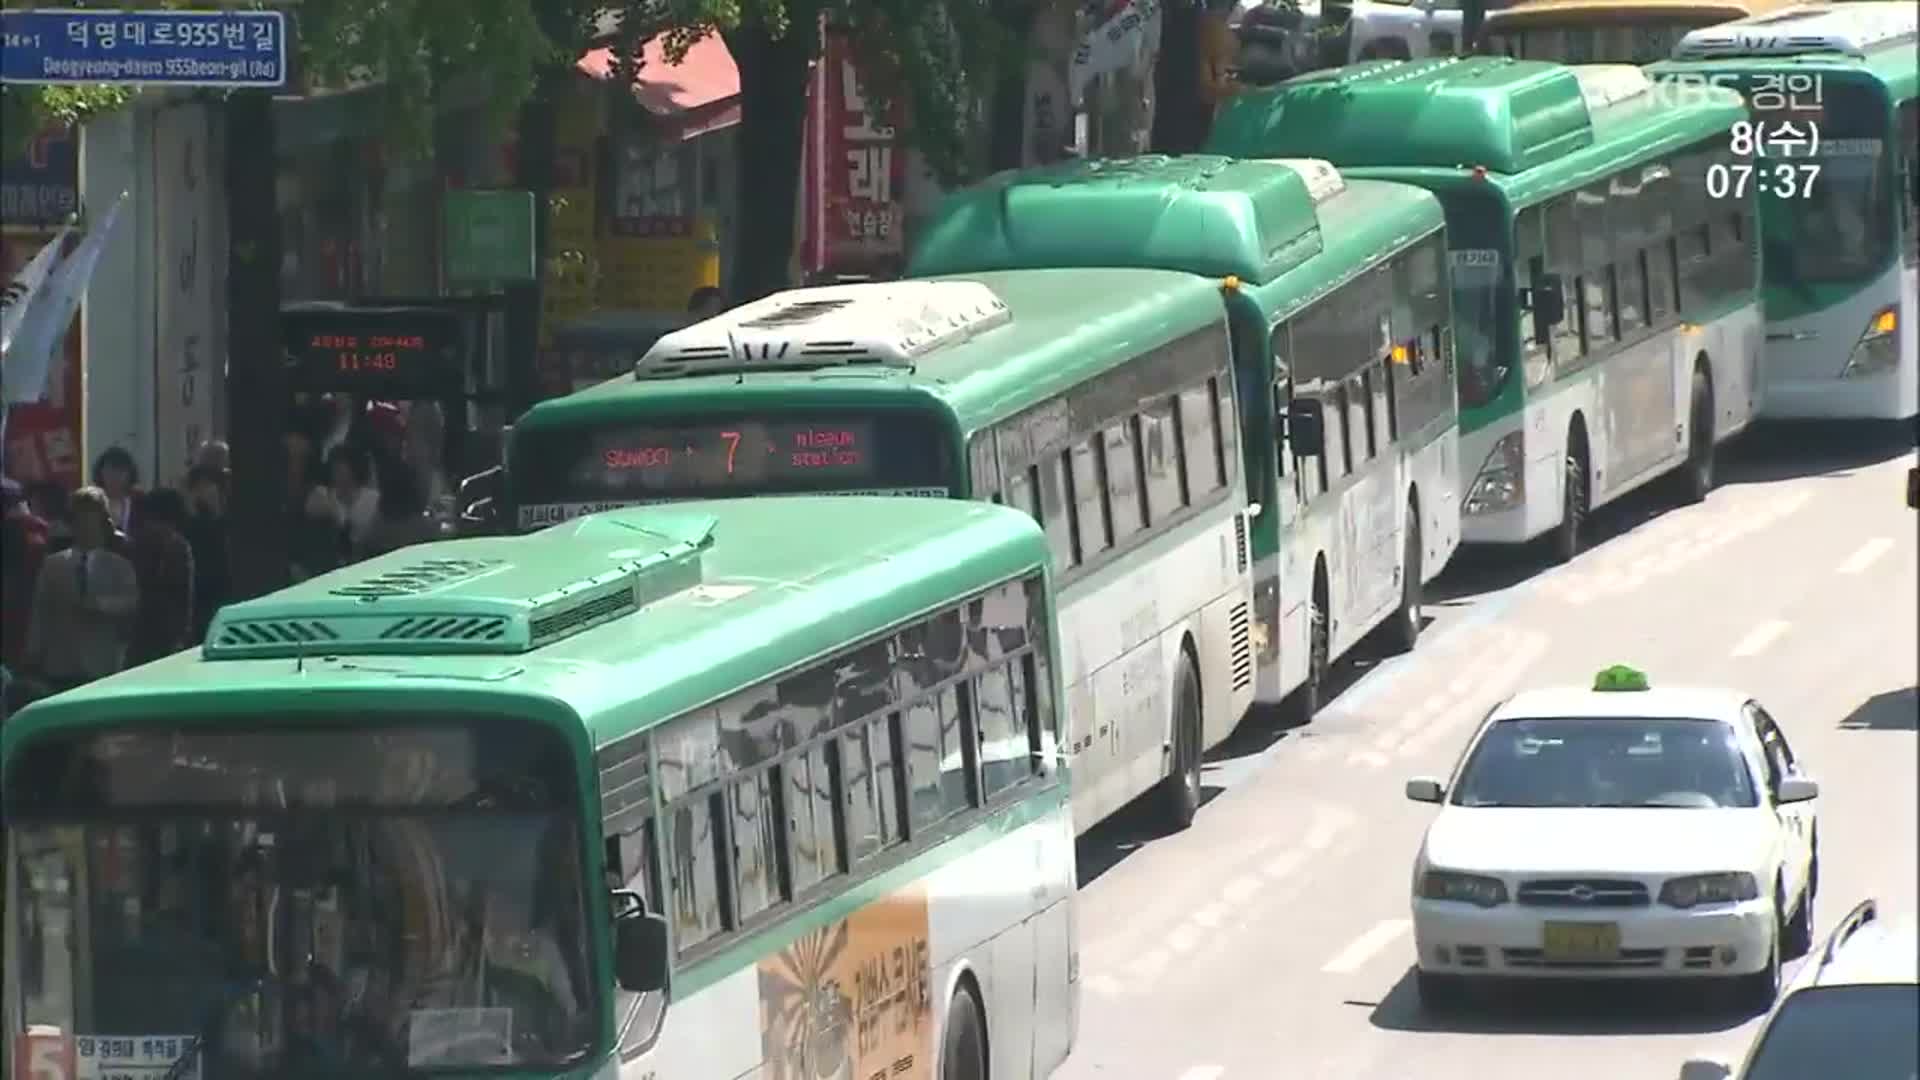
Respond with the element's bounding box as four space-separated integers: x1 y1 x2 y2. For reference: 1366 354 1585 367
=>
21 486 139 696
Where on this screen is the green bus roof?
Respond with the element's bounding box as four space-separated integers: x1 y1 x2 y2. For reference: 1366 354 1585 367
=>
1649 2 1919 101
905 154 1446 298
1207 57 1746 177
510 266 1229 447
2 497 1052 754
907 154 1337 285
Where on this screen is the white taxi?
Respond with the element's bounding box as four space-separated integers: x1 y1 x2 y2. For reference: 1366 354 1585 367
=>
1404 665 1820 1012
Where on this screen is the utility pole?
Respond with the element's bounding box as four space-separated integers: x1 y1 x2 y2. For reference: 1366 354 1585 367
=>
224 88 287 600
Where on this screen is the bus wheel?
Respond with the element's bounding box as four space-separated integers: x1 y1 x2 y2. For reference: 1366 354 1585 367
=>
1679 369 1716 504
1552 437 1589 564
941 985 988 1080
1283 581 1330 725
1159 649 1204 829
1386 505 1423 654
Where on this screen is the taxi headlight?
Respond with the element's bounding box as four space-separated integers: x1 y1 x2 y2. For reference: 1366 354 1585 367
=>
1419 870 1509 908
1659 872 1759 908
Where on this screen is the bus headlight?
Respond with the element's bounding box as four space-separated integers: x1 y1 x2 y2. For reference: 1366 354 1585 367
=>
1463 431 1525 516
1841 308 1899 378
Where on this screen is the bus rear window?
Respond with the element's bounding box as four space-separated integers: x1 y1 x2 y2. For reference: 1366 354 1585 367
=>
508 410 955 530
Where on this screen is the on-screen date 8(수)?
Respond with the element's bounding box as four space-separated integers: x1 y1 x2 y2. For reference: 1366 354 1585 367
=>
1706 120 1821 200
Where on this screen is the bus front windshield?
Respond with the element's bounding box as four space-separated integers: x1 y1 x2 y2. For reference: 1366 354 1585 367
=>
506 408 955 531
1757 79 1897 292
4 718 596 1077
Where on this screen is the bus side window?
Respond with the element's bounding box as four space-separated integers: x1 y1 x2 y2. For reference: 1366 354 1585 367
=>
1139 397 1184 520
1295 384 1331 499
1177 381 1226 499
1616 250 1649 339
1647 239 1678 326
728 768 786 922
665 791 731 951
1373 358 1396 444
1575 184 1617 359
969 434 1000 504
1325 382 1352 482
1102 419 1146 543
841 714 907 863
1349 372 1375 462
1069 438 1110 560
1038 450 1076 570
1515 205 1552 388
1904 101 1919 266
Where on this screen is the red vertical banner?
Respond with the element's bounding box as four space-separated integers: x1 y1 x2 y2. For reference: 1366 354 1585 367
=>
1 228 86 492
801 32 908 277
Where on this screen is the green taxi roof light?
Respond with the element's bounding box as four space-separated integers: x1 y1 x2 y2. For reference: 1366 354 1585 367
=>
1593 665 1650 692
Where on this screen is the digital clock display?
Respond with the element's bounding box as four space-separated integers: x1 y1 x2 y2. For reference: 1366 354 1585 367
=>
283 305 462 396
506 410 953 517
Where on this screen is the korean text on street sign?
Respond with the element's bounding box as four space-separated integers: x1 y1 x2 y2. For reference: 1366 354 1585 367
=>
1 9 288 89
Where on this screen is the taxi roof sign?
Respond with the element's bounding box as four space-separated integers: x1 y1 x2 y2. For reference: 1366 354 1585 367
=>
1593 665 1651 692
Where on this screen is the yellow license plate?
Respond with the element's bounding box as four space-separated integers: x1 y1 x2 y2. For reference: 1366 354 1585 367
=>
1542 921 1621 961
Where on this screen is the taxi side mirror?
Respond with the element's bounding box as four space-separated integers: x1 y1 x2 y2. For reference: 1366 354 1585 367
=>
1775 776 1819 804
1678 1057 1732 1080
1906 465 1917 509
1405 777 1445 803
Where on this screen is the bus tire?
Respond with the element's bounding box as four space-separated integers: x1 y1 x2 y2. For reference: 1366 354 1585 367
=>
1282 570 1331 725
1679 368 1716 504
941 983 988 1080
1552 430 1589 564
1386 500 1423 654
1158 646 1205 830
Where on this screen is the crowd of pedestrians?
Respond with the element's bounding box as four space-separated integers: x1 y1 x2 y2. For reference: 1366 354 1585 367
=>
0 394 450 717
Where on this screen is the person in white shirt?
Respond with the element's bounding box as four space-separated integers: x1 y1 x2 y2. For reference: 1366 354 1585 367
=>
23 486 139 694
322 444 381 560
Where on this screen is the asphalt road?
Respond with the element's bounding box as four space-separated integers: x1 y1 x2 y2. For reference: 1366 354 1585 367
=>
1063 424 1918 1080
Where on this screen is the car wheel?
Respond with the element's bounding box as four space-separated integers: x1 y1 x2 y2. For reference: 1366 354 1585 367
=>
1282 586 1330 725
1677 368 1716 504
941 986 987 1080
1385 504 1422 654
1730 908 1783 1014
1552 437 1589 564
1783 879 1815 960
1157 651 1204 830
1417 971 1469 1012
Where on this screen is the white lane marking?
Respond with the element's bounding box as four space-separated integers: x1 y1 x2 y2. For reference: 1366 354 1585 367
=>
1729 619 1791 658
1262 847 1307 879
1837 537 1893 575
1397 630 1550 759
1321 918 1412 974
1176 1067 1226 1080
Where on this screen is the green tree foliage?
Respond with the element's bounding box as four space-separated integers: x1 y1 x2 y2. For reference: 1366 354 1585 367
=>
650 0 1021 183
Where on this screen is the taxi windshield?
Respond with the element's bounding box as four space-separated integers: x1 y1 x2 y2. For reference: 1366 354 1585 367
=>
1743 985 1919 1080
1450 716 1758 809
4 717 597 1077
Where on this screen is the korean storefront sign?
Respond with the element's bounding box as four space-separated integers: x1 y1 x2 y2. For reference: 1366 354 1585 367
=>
802 32 908 275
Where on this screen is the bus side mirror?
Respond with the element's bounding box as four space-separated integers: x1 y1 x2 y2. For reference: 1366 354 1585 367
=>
1286 400 1325 457
612 891 671 994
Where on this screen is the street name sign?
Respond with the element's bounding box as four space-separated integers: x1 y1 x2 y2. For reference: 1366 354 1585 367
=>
1 9 289 88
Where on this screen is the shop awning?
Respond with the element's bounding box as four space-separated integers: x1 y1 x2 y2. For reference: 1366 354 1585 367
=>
578 34 741 141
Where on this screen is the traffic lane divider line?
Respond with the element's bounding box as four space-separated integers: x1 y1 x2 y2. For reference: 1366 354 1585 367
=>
1837 537 1892 575
1729 619 1791 658
1395 629 1550 760
1320 918 1412 974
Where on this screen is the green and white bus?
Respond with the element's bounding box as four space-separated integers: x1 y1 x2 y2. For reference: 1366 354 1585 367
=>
3 497 1076 1080
906 155 1462 722
502 269 1258 833
1653 2 1919 421
1209 58 1765 558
